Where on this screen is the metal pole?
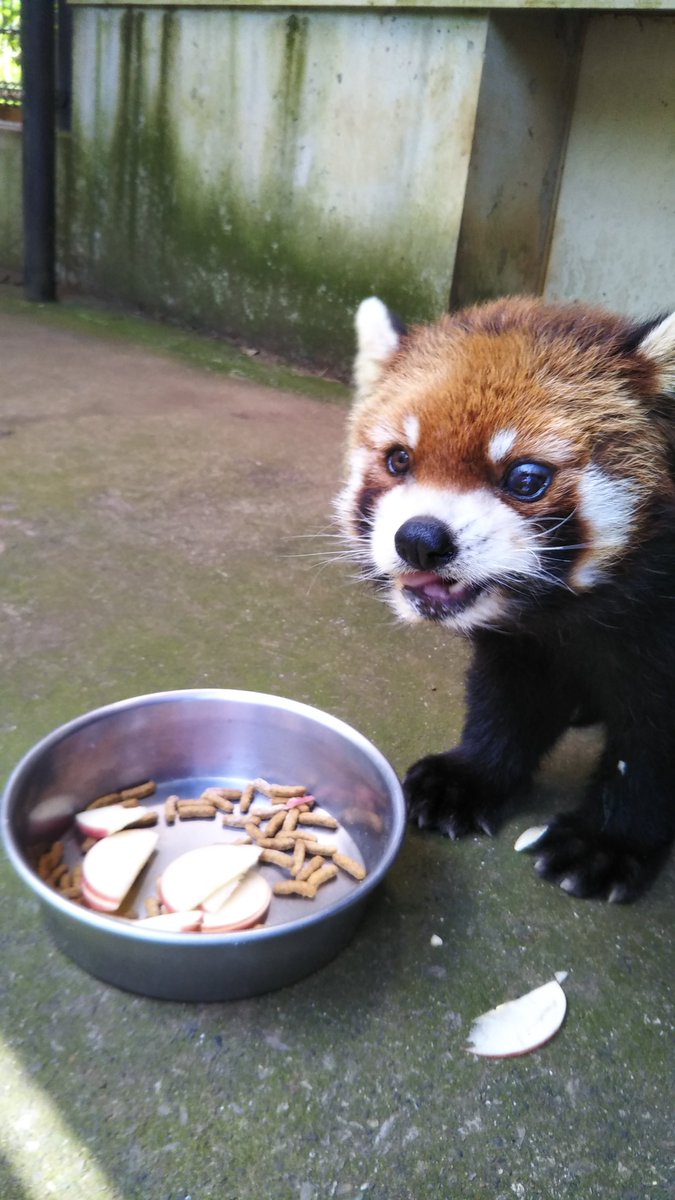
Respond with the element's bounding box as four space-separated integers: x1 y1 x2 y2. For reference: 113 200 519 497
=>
21 0 56 302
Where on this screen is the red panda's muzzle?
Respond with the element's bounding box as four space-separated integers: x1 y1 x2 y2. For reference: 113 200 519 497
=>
400 571 485 620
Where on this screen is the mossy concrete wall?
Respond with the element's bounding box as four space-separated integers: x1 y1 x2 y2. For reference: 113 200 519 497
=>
2 7 673 369
61 6 488 371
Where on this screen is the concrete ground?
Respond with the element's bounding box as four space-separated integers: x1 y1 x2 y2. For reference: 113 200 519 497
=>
0 293 672 1200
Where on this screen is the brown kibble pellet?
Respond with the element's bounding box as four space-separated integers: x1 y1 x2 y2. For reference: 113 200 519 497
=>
81 836 97 853
272 880 315 898
260 848 295 870
305 863 338 892
126 809 159 828
239 782 256 814
333 852 367 881
176 802 216 820
48 863 69 887
86 791 122 810
201 793 235 813
258 835 295 851
297 811 338 829
164 795 178 825
251 777 274 798
296 854 325 882
38 841 64 879
291 839 307 878
302 841 336 857
282 808 299 832
245 822 266 842
120 797 141 808
120 781 157 801
223 812 260 829
265 810 287 838
341 808 384 834
60 885 82 900
210 787 243 801
269 784 307 799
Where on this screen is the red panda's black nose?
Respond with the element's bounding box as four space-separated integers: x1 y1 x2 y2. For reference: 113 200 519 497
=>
395 517 456 571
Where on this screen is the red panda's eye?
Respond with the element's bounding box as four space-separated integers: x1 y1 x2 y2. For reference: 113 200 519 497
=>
504 462 554 501
386 446 411 477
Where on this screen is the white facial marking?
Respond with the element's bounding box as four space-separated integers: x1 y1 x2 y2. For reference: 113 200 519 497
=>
488 428 517 464
572 464 638 589
367 481 541 630
370 419 406 451
404 414 421 451
335 446 369 530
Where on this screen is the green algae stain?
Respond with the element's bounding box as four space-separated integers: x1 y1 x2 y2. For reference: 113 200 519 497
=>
65 10 443 375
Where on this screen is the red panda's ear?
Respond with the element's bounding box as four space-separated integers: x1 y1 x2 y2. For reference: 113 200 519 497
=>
353 297 405 402
638 312 675 395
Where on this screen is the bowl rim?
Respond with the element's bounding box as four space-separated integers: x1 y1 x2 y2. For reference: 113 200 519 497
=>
1 687 406 948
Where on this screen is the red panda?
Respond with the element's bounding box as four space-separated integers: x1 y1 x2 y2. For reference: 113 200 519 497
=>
336 295 675 902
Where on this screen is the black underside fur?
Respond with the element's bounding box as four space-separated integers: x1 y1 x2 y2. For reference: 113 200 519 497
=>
404 510 675 902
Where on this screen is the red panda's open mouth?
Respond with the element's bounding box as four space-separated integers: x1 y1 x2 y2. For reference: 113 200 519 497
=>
399 570 484 620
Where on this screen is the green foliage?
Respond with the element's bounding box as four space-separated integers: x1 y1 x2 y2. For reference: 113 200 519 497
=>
0 0 21 102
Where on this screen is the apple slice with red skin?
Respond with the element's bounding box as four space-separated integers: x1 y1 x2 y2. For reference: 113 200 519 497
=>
81 828 159 913
200 872 272 933
158 843 262 913
76 803 152 840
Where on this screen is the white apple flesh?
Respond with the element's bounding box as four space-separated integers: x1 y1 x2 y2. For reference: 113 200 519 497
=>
81 828 159 912
466 978 567 1058
158 843 262 913
76 803 153 840
200 872 272 932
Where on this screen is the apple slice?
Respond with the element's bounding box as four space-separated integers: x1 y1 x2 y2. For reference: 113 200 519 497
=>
82 828 159 912
76 803 151 840
81 878 124 913
200 877 244 914
158 843 262 913
513 825 549 853
136 910 203 933
466 978 567 1058
200 872 272 933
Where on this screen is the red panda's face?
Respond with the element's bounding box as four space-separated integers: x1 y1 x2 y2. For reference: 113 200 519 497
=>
336 297 675 633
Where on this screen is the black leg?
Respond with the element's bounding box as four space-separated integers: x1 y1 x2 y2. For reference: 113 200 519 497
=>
405 634 578 838
523 741 675 901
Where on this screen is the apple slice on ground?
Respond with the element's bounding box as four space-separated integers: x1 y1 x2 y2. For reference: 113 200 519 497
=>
81 828 159 913
76 803 152 840
466 978 567 1058
135 910 203 932
158 843 262 913
200 872 272 933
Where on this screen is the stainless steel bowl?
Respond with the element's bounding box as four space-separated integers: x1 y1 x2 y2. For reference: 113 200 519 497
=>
1 689 405 1001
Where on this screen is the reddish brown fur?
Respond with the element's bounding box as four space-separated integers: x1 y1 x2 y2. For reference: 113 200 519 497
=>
349 298 673 520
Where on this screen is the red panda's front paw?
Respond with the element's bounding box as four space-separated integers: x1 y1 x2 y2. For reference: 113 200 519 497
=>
403 751 504 839
522 815 667 903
